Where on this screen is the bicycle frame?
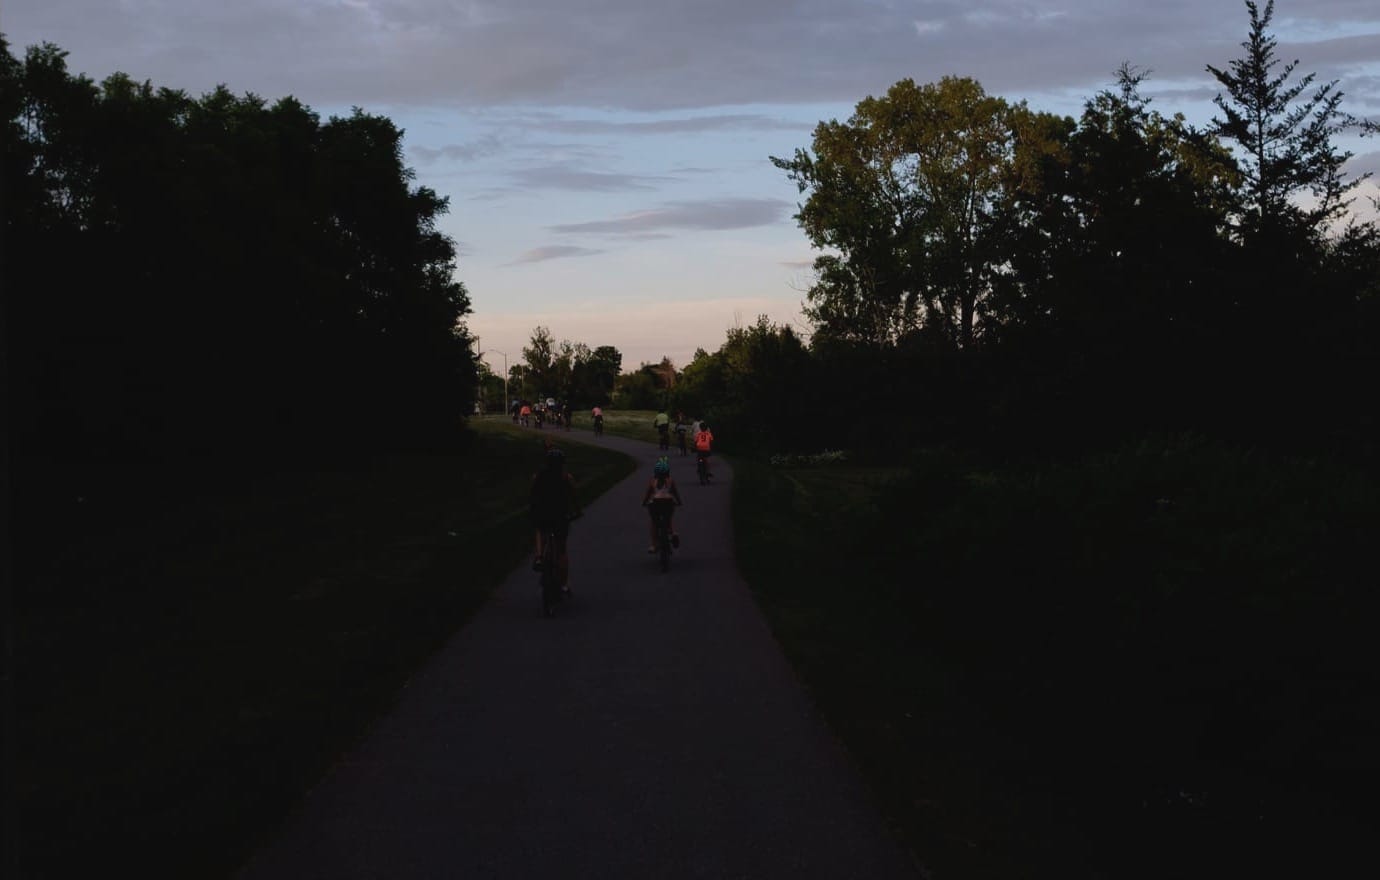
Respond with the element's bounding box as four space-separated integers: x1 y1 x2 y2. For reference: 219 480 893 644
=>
539 527 566 615
649 503 673 572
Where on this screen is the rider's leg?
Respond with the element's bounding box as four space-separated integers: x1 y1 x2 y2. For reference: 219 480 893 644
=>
558 534 570 589
647 512 657 553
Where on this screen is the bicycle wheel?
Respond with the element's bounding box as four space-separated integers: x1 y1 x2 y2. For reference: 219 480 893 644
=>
540 535 559 616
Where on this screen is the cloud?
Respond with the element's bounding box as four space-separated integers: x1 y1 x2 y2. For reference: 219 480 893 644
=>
15 1 1378 114
550 198 793 236
509 165 669 191
411 134 505 162
1341 74 1380 110
1346 150 1380 178
506 245 604 265
521 113 810 135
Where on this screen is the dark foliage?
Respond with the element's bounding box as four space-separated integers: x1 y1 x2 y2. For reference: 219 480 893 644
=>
3 39 477 596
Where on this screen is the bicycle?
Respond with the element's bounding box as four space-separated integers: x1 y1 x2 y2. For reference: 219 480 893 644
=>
696 453 710 485
645 501 676 572
537 513 580 616
593 415 604 437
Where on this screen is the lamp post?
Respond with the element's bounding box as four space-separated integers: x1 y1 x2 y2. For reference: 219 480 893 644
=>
483 348 509 417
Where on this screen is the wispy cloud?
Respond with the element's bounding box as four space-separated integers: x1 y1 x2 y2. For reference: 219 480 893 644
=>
1346 150 1380 178
411 134 505 163
510 165 669 191
11 1 1380 113
550 198 793 236
506 245 604 265
525 114 809 135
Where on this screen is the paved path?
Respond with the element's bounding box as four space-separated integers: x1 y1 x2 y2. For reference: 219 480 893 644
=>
238 430 919 879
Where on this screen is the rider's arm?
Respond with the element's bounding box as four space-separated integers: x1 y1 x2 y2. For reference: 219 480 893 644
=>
640 480 655 505
671 481 684 504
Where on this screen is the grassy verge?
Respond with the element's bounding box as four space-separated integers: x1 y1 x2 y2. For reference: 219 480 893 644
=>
16 423 635 878
733 439 1379 879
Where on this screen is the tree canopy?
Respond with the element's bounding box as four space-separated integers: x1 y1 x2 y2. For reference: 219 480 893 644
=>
3 38 477 470
752 3 1379 458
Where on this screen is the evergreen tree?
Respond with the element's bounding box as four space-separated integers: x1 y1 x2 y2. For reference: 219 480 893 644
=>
1206 0 1373 236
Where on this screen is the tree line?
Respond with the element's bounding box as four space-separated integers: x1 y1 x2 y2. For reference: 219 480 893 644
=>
694 1 1380 460
2 37 478 479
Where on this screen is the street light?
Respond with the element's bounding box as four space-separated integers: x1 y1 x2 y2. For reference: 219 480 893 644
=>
482 348 509 417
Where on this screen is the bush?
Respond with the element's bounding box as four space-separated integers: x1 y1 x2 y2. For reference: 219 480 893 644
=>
866 435 1378 875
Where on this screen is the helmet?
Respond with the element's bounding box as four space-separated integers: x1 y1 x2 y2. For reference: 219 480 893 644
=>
546 447 565 468
653 457 670 476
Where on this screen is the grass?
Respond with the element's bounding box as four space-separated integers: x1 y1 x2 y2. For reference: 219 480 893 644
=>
732 441 1380 879
16 423 635 878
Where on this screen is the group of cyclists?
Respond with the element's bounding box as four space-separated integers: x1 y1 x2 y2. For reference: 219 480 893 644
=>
652 409 712 461
527 412 716 595
511 398 572 430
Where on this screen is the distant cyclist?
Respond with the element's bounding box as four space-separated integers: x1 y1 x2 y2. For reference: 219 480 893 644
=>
674 411 689 456
694 422 714 479
530 448 582 586
653 409 670 450
591 404 604 436
640 456 683 554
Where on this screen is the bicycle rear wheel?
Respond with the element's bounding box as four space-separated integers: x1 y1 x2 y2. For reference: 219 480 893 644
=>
540 534 560 616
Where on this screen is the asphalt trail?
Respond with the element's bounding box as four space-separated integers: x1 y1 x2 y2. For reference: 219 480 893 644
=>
238 429 919 879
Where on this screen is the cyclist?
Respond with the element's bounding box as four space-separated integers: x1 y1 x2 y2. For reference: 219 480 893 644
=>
530 448 582 588
653 408 670 450
640 456 683 554
591 404 604 435
674 411 689 456
694 421 714 479
519 402 531 427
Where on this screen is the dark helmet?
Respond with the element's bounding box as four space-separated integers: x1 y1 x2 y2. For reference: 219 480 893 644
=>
545 447 565 469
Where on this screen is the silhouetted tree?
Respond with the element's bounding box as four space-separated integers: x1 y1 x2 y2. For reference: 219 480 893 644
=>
3 38 476 486
1207 1 1372 237
773 77 1055 351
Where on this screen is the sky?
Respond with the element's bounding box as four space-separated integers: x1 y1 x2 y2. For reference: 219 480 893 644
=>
5 1 1380 371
